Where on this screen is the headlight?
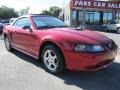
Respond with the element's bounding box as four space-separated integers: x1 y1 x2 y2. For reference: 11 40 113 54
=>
74 44 104 52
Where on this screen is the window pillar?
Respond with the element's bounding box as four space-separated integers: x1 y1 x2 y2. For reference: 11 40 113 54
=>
99 11 103 25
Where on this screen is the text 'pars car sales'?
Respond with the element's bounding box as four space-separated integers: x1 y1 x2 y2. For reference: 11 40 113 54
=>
73 0 120 9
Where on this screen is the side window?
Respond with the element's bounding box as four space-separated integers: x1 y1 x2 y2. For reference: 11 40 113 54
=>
13 18 31 27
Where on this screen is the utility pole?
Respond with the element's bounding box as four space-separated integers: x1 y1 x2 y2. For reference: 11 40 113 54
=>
41 0 43 13
62 0 65 21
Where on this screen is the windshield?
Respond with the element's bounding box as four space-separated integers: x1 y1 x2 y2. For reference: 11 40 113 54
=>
32 16 68 29
109 20 120 24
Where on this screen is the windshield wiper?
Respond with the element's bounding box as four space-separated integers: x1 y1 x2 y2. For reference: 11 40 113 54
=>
56 26 68 28
38 26 56 29
38 25 68 29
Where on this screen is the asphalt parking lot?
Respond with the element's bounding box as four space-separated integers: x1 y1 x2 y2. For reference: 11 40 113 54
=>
0 31 120 90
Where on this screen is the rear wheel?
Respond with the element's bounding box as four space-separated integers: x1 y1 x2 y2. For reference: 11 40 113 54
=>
105 27 108 32
41 45 65 74
117 28 120 34
4 36 13 51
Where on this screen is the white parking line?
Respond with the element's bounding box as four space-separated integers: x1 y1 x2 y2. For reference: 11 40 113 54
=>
0 52 8 55
0 48 8 56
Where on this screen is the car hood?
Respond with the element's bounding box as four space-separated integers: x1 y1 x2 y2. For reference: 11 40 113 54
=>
42 28 111 44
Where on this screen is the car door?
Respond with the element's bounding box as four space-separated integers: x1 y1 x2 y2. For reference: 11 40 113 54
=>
11 17 39 56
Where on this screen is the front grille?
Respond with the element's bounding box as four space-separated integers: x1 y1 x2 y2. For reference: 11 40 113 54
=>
105 41 117 50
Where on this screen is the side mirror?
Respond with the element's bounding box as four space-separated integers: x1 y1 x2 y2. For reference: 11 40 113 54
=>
22 26 33 32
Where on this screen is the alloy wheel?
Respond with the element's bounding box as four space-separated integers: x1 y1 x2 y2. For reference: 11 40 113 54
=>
117 28 120 34
43 49 58 71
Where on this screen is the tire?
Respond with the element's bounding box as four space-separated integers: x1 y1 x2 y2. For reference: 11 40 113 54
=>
117 28 120 34
0 30 2 35
41 45 65 74
4 36 13 51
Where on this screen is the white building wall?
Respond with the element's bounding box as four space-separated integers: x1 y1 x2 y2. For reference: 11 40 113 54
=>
64 5 71 26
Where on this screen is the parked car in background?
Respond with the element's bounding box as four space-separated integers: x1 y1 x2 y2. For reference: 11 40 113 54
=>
0 23 3 35
2 20 10 26
105 20 120 33
3 14 118 74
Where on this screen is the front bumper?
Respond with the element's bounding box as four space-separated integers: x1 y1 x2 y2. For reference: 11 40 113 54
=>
64 50 117 71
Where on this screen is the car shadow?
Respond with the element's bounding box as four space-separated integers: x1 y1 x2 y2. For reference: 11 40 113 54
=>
12 50 120 90
59 62 120 90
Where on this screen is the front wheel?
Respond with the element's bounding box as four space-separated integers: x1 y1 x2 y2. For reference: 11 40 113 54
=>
4 36 13 51
41 45 65 74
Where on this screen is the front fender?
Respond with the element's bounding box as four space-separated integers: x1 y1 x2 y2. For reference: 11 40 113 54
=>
39 35 74 52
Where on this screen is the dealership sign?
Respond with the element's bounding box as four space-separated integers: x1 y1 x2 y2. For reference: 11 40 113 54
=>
72 0 120 10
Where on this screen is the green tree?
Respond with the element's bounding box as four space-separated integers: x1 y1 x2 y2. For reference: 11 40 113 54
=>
0 6 18 19
42 6 61 17
49 6 62 17
42 10 51 15
19 7 30 16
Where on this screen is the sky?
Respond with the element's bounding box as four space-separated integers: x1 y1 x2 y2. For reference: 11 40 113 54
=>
0 0 70 13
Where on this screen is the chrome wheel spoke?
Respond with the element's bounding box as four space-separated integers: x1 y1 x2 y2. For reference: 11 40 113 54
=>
48 50 52 57
51 62 57 69
44 56 49 60
48 63 53 69
52 55 57 60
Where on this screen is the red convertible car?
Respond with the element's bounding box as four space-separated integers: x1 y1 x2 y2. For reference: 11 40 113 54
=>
3 14 118 74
